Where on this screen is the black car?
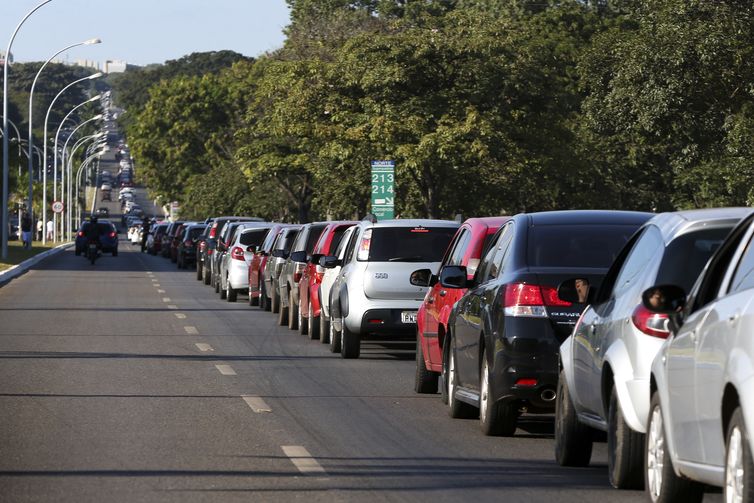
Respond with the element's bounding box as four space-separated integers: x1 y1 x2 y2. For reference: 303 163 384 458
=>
75 220 119 256
177 223 207 269
439 210 652 436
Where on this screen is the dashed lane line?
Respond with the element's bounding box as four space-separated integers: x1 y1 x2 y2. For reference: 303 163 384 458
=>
281 446 326 475
175 313 186 319
167 305 178 310
215 364 236 376
158 289 166 293
162 297 171 303
184 326 199 335
195 343 214 352
242 395 272 413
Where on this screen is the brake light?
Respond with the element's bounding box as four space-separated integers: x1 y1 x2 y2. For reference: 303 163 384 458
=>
502 282 568 318
109 232 116 238
631 304 670 339
515 378 538 387
293 262 306 283
357 229 372 261
231 246 245 261
77 231 84 237
209 224 218 238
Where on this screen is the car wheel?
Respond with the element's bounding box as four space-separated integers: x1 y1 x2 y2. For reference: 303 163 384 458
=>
328 317 341 353
340 317 360 359
203 266 211 285
447 344 476 419
226 280 237 302
249 282 259 307
215 274 221 294
219 276 227 299
320 315 330 344
196 263 203 281
112 249 118 257
75 248 81 256
298 298 307 335
271 283 280 314
479 348 517 436
288 290 299 330
308 303 319 341
608 386 644 489
725 407 754 503
555 369 594 466
277 292 288 326
260 282 270 311
645 391 703 503
415 334 439 394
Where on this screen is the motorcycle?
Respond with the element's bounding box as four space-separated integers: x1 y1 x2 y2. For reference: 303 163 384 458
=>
86 240 100 265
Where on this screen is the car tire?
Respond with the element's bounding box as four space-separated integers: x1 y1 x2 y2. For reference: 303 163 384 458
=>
203 266 211 285
277 293 288 326
608 386 644 489
219 277 227 299
288 290 299 330
340 317 360 359
298 298 307 336
249 282 259 307
112 249 118 257
415 335 439 394
308 303 319 340
320 316 330 344
261 282 270 311
196 264 203 281
75 248 81 256
479 348 517 436
215 274 221 294
226 280 237 302
555 369 594 467
725 407 754 503
645 391 703 503
328 317 341 353
447 344 476 419
271 283 280 314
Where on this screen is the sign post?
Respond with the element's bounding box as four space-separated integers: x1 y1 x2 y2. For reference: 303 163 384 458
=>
370 160 395 220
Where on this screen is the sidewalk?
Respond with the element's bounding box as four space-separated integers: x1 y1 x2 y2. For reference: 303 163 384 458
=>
0 241 73 286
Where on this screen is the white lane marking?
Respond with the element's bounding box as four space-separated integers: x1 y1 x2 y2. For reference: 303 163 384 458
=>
174 313 186 319
195 343 214 352
242 395 272 413
184 326 199 335
167 305 178 310
215 364 236 376
146 271 153 274
157 289 166 293
154 283 161 287
162 297 171 302
282 446 326 474
151 279 157 282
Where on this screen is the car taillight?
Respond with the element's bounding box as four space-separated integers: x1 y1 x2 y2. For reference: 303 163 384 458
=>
294 262 306 283
184 240 193 247
502 282 568 318
231 246 245 261
199 241 206 252
77 231 84 237
209 226 217 238
357 229 372 261
631 304 670 338
109 231 116 238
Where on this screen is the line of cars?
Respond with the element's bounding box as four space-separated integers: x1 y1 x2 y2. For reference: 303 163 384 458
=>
144 208 754 502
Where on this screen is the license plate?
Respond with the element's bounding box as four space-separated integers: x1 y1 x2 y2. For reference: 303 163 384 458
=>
401 311 417 324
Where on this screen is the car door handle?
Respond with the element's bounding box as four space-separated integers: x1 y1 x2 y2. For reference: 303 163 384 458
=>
590 323 597 336
439 290 447 297
729 313 740 325
427 297 435 305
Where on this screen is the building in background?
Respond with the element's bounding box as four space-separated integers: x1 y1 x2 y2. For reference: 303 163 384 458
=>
104 60 127 73
0 50 13 65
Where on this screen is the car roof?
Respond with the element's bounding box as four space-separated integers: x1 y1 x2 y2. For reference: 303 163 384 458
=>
646 208 753 243
362 218 461 229
523 210 653 226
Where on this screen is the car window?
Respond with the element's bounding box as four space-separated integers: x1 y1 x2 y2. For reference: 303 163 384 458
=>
327 226 350 255
290 227 307 252
306 224 327 253
362 226 457 262
527 224 636 268
729 235 754 294
188 227 205 240
239 228 269 247
656 227 732 293
485 222 515 281
282 230 300 252
446 228 470 267
344 228 360 264
477 222 514 283
612 225 663 296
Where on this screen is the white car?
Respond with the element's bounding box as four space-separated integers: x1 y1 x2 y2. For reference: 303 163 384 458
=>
555 209 749 489
219 224 272 302
319 225 357 351
645 210 754 502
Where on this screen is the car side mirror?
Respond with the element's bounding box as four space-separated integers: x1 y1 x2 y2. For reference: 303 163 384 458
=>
309 253 323 265
439 265 470 289
271 249 288 259
410 268 433 287
642 285 687 314
319 255 340 268
557 278 593 304
290 250 308 263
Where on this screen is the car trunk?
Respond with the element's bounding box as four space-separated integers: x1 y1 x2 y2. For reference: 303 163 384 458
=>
363 261 439 301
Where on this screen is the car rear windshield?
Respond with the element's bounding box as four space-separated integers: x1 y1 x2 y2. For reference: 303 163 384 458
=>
240 228 269 247
188 227 205 240
306 225 327 253
527 224 637 268
282 230 300 252
365 227 457 262
656 227 733 292
326 226 349 254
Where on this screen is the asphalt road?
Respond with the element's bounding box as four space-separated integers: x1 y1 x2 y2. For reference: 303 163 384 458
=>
0 241 724 502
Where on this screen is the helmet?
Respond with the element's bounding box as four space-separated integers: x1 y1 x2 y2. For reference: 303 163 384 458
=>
90 216 98 224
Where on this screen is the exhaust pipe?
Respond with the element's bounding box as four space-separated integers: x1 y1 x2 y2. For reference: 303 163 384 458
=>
540 388 557 402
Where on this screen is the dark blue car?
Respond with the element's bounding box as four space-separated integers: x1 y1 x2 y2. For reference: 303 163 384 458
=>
75 220 119 256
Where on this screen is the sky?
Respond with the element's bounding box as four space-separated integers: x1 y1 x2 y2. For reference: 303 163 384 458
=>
2 0 291 67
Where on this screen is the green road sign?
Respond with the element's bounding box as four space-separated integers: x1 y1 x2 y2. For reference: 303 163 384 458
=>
371 160 394 220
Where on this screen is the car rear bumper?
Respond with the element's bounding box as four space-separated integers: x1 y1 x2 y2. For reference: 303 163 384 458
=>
358 309 417 339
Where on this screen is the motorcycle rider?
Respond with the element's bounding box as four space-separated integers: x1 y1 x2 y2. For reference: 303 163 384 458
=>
84 216 102 258
141 215 151 253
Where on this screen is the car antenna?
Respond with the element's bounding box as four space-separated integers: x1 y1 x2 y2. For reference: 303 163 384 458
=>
362 213 378 224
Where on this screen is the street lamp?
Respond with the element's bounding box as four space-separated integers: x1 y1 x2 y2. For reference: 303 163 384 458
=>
51 95 101 241
2 0 54 259
28 38 101 244
60 113 102 240
75 148 106 227
42 72 102 243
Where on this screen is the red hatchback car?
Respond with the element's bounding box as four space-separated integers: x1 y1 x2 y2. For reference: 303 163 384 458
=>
414 216 509 394
297 221 357 340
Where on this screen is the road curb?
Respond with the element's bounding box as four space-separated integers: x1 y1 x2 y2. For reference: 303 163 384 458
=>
0 242 74 287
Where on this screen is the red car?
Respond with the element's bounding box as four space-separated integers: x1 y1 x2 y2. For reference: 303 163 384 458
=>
297 221 357 339
414 216 509 394
248 224 291 309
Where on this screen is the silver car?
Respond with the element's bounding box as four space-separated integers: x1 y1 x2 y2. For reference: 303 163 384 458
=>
319 225 357 351
219 224 273 302
325 218 460 359
644 210 754 503
555 208 749 489
267 226 302 314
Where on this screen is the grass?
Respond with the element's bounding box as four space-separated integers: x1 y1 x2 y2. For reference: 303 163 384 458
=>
0 239 62 272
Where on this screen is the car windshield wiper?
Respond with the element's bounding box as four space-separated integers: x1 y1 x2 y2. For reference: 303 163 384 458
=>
388 255 427 262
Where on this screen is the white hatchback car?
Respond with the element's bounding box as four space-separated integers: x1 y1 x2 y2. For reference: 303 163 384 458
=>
555 208 749 489
319 225 357 352
644 210 754 503
219 224 272 303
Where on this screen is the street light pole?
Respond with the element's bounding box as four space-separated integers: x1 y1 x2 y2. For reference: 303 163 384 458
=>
42 72 102 243
51 95 101 241
28 38 100 245
2 0 53 259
